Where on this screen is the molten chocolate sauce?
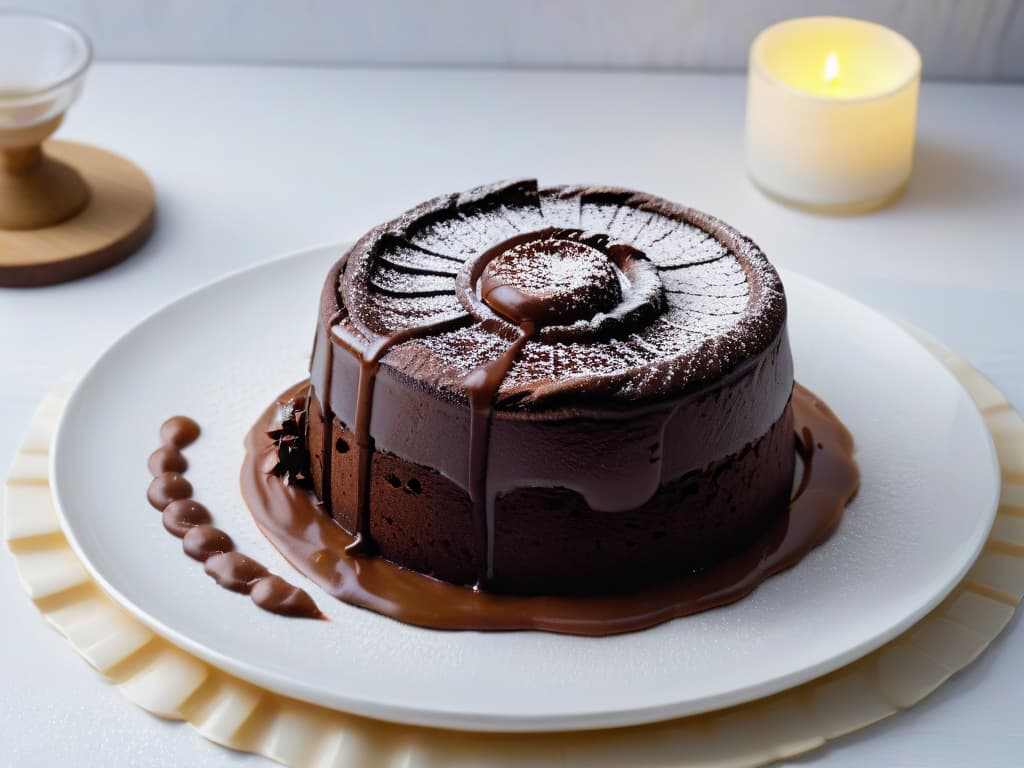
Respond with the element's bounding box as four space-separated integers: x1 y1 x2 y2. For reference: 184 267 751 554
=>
330 317 468 556
147 416 324 620
242 381 858 636
464 324 534 585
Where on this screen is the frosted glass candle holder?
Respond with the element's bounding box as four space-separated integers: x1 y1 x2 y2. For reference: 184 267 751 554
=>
745 17 921 215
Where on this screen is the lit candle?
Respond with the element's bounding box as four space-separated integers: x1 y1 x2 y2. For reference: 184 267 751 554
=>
745 17 921 214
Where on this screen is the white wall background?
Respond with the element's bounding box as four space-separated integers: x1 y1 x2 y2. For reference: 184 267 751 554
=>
6 0 1024 80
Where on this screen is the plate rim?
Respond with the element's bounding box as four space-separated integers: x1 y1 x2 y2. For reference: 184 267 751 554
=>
50 243 1001 733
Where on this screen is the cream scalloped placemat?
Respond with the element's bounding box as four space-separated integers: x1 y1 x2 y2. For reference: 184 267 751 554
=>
4 333 1024 767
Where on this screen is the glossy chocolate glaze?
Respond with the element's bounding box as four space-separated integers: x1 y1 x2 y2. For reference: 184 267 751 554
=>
243 381 858 636
330 317 468 557
250 575 323 618
464 324 534 584
161 498 212 537
204 552 270 593
308 181 794 591
148 445 187 475
160 415 201 448
146 472 192 510
182 524 234 562
147 416 325 620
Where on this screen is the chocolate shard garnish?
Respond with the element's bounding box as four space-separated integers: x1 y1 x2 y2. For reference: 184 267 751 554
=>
265 398 312 487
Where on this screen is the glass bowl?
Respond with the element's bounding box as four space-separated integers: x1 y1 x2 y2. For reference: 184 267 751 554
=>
0 12 91 132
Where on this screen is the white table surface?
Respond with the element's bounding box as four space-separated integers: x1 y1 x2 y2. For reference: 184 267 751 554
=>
1 63 1022 767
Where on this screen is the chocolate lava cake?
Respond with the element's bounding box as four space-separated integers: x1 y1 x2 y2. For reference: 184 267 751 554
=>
299 180 794 595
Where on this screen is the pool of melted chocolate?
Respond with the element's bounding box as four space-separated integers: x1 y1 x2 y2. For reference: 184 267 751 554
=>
241 381 858 636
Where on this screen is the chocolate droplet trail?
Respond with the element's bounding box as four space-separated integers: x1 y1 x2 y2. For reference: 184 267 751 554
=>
183 524 234 562
251 574 325 619
160 415 201 448
148 445 187 475
204 551 270 593
162 499 212 538
147 472 193 510
149 416 325 619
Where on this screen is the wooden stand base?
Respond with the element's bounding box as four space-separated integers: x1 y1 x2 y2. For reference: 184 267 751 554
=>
0 140 155 287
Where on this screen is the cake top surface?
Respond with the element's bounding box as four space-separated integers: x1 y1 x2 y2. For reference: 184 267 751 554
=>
328 179 786 410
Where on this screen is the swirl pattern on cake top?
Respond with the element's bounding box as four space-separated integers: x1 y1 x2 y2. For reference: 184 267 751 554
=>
337 179 786 410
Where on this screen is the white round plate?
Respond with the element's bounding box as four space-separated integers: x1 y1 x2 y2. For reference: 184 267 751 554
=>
52 244 1000 733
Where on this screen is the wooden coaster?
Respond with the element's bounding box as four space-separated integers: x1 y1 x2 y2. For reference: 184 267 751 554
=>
0 140 155 287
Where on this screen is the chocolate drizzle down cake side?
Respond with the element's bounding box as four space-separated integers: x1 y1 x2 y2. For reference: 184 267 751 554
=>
241 179 859 633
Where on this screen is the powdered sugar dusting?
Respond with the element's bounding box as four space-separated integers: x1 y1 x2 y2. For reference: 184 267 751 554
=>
347 285 466 338
499 203 547 233
580 201 620 233
647 227 729 269
488 241 615 299
390 325 511 393
630 214 678 248
538 191 582 228
408 217 482 261
376 242 462 276
458 211 520 252
370 270 449 298
608 207 656 244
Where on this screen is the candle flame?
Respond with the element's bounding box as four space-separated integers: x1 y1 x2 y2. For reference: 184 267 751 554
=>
824 52 840 84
